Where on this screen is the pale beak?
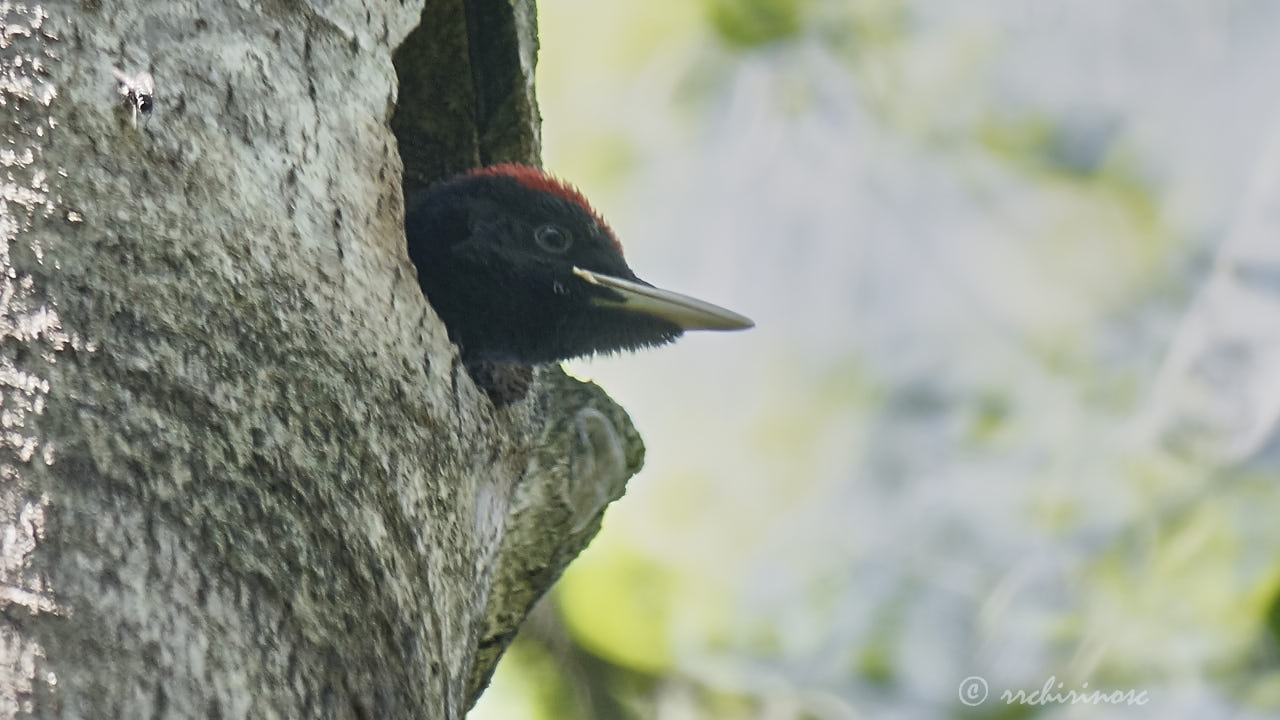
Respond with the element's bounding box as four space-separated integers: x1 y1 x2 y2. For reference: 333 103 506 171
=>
572 266 754 331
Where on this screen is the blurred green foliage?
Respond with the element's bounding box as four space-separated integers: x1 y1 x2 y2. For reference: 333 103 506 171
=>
703 0 805 48
472 1 1280 718
559 540 675 674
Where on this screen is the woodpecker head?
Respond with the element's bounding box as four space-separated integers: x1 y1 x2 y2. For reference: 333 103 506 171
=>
405 164 753 365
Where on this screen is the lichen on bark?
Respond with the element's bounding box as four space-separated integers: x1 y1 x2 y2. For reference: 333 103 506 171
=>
0 1 641 717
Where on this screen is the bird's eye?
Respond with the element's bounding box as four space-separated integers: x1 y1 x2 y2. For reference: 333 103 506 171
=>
534 224 572 253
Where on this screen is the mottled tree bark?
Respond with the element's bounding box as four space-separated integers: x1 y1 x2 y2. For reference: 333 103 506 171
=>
0 1 638 718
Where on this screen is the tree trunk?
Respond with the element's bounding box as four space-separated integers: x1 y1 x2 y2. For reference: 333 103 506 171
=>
0 1 639 717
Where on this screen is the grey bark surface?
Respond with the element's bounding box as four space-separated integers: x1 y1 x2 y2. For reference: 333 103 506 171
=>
0 1 641 718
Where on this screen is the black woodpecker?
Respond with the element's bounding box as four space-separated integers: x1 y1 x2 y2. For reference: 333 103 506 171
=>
406 164 753 401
